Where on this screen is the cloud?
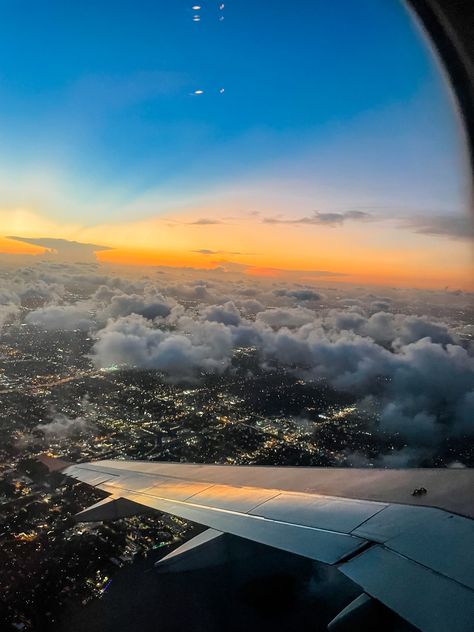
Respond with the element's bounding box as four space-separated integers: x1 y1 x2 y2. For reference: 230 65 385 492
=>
369 300 391 312
6 236 112 262
91 314 234 381
98 291 173 321
187 218 224 225
192 249 249 256
377 447 433 468
326 309 454 347
25 304 94 330
258 322 474 445
263 210 373 226
165 282 225 304
200 301 241 326
345 446 432 468
235 286 259 297
274 288 322 302
338 298 363 307
256 307 316 329
0 302 20 328
235 298 265 314
37 413 96 438
398 214 474 240
0 271 70 327
261 208 474 242
246 266 347 279
4 261 472 464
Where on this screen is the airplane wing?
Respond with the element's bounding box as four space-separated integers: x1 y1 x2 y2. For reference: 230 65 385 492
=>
39 456 474 632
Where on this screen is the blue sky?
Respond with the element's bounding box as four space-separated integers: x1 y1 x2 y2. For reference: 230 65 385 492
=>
0 0 467 225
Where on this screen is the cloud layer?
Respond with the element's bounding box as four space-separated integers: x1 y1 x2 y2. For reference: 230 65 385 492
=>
2 260 473 463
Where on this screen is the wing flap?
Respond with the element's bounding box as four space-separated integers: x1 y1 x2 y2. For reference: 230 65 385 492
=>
340 545 474 632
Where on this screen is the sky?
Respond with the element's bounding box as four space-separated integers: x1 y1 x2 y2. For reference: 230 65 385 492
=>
0 0 472 289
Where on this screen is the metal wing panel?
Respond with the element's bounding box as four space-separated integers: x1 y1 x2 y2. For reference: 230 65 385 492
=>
82 460 474 518
100 473 162 492
351 503 474 592
340 545 474 632
384 512 474 591
66 463 120 481
249 493 387 532
118 489 369 564
67 465 118 486
188 484 280 513
352 504 441 542
104 477 214 500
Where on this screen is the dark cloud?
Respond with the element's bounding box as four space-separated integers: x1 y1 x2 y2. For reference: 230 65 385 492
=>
6 236 113 262
263 210 373 226
398 214 474 240
200 301 241 326
251 266 347 279
274 288 322 302
326 309 454 347
187 218 224 225
192 249 247 255
256 306 316 328
165 282 223 303
98 291 173 321
261 208 474 242
258 322 474 445
235 298 265 315
236 287 259 297
370 300 391 311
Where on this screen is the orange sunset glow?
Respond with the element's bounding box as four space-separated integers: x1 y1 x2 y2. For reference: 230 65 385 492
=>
2 206 473 290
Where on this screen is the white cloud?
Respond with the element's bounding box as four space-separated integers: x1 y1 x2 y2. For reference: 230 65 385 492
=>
200 301 241 326
37 413 96 438
25 304 94 330
91 314 233 381
256 307 316 329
